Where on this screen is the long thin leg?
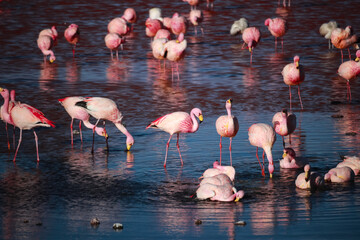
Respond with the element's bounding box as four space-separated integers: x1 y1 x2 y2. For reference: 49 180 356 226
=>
289 85 292 111
33 130 39 162
12 126 15 150
297 85 304 110
110 50 113 60
70 118 74 146
176 63 180 81
79 120 83 144
256 147 265 176
282 135 285 148
250 51 253 64
176 133 183 166
341 49 344 63
103 120 109 151
171 62 174 81
275 37 277 51
229 137 233 166
13 129 22 162
72 45 76 58
347 80 352 102
164 134 173 168
5 123 10 150
262 150 265 169
219 136 222 165
348 48 351 60
92 119 101 154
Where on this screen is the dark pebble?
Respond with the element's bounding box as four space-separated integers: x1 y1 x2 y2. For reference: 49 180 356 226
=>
35 222 42 226
331 114 344 118
195 219 202 225
23 220 29 223
345 132 357 136
235 221 246 226
113 223 123 230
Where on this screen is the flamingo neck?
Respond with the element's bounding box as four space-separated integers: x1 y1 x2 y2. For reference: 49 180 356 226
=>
190 110 199 133
114 122 133 141
1 91 13 125
226 104 232 117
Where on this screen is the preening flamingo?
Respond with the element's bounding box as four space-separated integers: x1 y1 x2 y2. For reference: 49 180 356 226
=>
279 148 307 169
64 24 80 57
264 17 288 50
0 88 55 162
164 33 187 81
230 18 248 36
324 166 355 183
248 123 276 178
145 18 163 38
58 97 108 146
337 50 360 102
196 183 244 202
201 161 236 181
242 27 261 64
215 99 239 165
75 97 134 153
39 25 58 46
331 26 358 62
295 164 324 190
170 13 187 36
272 108 296 148
154 29 171 40
151 38 168 64
189 9 203 35
105 33 125 60
146 108 203 168
108 17 129 36
319 21 338 49
37 34 56 63
122 8 137 24
282 55 305 110
200 173 233 186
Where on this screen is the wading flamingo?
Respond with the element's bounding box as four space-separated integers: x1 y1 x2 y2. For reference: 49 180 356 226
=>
0 88 55 162
189 9 203 35
242 27 261 64
196 183 244 202
337 50 360 102
265 17 288 50
154 29 171 40
146 108 203 168
108 17 129 36
75 97 134 153
279 148 307 169
105 33 125 60
64 24 80 57
248 123 276 178
324 166 355 183
58 97 108 146
319 21 338 49
331 26 358 62
272 108 296 148
164 33 187 81
39 26 58 46
215 99 239 165
37 34 56 63
295 164 324 190
282 55 305 110
170 13 187 36
122 8 137 25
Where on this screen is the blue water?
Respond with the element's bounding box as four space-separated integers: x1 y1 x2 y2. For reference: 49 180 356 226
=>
0 0 360 239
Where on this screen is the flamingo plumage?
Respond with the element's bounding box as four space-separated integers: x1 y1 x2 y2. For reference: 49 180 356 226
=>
272 108 296 148
264 17 288 50
64 24 80 57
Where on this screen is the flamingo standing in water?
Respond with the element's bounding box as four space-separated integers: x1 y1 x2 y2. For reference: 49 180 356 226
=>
248 123 276 178
0 88 55 162
189 9 204 35
282 55 305 110
108 17 129 36
105 33 125 60
75 97 134 153
122 8 137 25
146 108 203 168
196 183 244 202
319 21 338 49
272 108 296 148
264 17 288 50
215 99 239 166
58 97 108 146
39 26 58 46
183 0 199 10
37 34 56 63
242 27 261 64
170 13 187 36
164 33 187 81
145 18 163 38
337 50 360 102
1 90 17 150
331 26 358 62
295 164 324 190
64 24 80 57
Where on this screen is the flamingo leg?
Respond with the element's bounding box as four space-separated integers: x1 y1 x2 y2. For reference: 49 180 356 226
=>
289 85 292 111
33 130 39 162
70 118 74 146
12 125 15 150
341 49 344 63
256 147 265 176
275 37 277 51
262 150 265 170
116 50 119 60
282 135 285 148
110 50 113 60
281 37 284 51
347 80 352 102
297 85 304 110
201 27 204 35
79 120 83 144
250 51 253 64
92 118 101 154
5 123 10 150
72 45 76 58
103 120 109 151
289 134 292 145
176 63 180 81
171 62 174 81
176 133 183 166
348 48 351 60
219 136 222 165
13 129 23 162
229 137 233 166
164 134 173 168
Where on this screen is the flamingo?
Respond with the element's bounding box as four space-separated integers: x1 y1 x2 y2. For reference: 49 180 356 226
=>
151 38 168 67
337 50 360 102
242 27 261 64
0 88 55 162
264 17 288 50
282 55 305 110
280 148 307 169
122 8 137 24
146 108 203 167
149 8 163 21
164 33 187 81
215 99 239 165
154 29 171 40
145 18 163 38
331 26 358 62
75 97 134 153
248 123 276 178
64 24 80 57
108 17 129 36
324 166 355 183
337 156 360 175
170 13 187 36
105 33 125 60
189 9 204 35
1 89 17 150
196 183 244 202
58 97 108 146
39 25 58 46
319 21 338 49
230 18 248 36
295 164 324 190
37 34 56 63
201 161 236 181
200 173 233 186
183 0 199 10
272 108 296 148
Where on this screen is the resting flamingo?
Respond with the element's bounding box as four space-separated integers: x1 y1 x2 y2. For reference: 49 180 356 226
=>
248 123 276 178
64 24 80 57
215 99 239 165
201 161 236 181
331 26 358 62
75 97 134 153
264 17 288 50
196 183 244 202
108 17 129 36
122 8 137 25
280 148 307 169
295 164 324 190
282 55 305 110
242 27 261 64
105 33 125 60
170 13 187 36
337 50 360 102
0 88 55 162
324 166 355 183
200 174 233 186
146 108 203 168
58 97 108 146
319 21 338 49
272 108 296 147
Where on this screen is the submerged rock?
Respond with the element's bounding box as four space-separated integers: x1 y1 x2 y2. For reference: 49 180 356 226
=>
194 219 202 225
90 218 100 226
235 220 246 226
113 223 123 230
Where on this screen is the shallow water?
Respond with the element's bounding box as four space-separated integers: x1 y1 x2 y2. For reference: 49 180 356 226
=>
1 0 360 239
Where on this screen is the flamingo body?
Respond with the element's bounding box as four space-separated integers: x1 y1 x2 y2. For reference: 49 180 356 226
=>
145 18 162 38
105 33 125 59
272 109 296 147
280 148 307 169
108 17 129 36
200 174 233 186
319 21 337 49
196 183 244 202
170 13 187 36
324 166 355 183
242 27 261 63
295 164 324 190
122 8 137 24
64 24 80 57
37 35 56 63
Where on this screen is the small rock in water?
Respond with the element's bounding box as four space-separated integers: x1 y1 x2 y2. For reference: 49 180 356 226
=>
235 220 246 226
90 218 100 226
345 132 357 136
35 222 43 226
23 220 29 223
73 130 80 135
194 219 202 225
113 223 123 230
331 114 343 118
330 100 342 105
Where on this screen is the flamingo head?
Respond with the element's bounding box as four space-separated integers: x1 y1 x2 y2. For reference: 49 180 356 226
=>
51 25 58 38
304 164 310 181
0 88 9 98
294 55 300 68
213 160 220 168
234 190 245 202
283 148 296 159
126 135 135 151
268 162 274 178
281 108 288 116
355 50 360 62
191 107 203 123
177 33 185 43
264 18 271 26
49 55 56 63
226 98 233 107
95 127 108 139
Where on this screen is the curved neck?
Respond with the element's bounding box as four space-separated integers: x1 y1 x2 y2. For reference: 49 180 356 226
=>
83 119 95 130
264 145 273 165
1 92 13 124
190 111 199 133
226 105 232 117
115 122 133 139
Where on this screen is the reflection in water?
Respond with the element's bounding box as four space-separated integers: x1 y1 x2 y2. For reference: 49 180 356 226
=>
106 59 129 83
65 59 80 83
38 61 57 91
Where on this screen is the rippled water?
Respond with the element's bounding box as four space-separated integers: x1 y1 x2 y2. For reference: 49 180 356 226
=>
0 0 360 239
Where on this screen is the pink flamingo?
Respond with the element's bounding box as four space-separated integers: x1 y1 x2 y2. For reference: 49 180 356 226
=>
319 21 338 49
39 26 58 46
272 108 296 147
58 97 108 146
201 161 236 181
189 9 204 35
37 34 56 63
1 89 17 150
337 156 360 175
146 108 203 168
154 29 171 40
151 38 168 67
324 166 355 183
108 17 129 36
170 13 187 36
331 26 358 62
242 27 261 64
183 0 199 10
196 183 244 202
75 97 134 153
0 88 55 162
164 33 187 81
200 173 233 186
215 99 239 165
337 50 360 102
122 8 137 24
162 17 172 30
145 18 163 38
264 17 288 50
295 164 324 190
105 33 125 60
64 24 80 57
248 123 276 178
280 148 307 169
282 55 305 110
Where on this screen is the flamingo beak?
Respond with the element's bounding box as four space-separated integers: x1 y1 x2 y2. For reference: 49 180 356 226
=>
198 114 203 123
355 57 359 62
270 173 273 178
234 196 240 202
305 170 309 181
296 61 299 68
103 132 109 139
282 152 287 158
127 144 132 151
50 59 55 63
248 47 252 53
